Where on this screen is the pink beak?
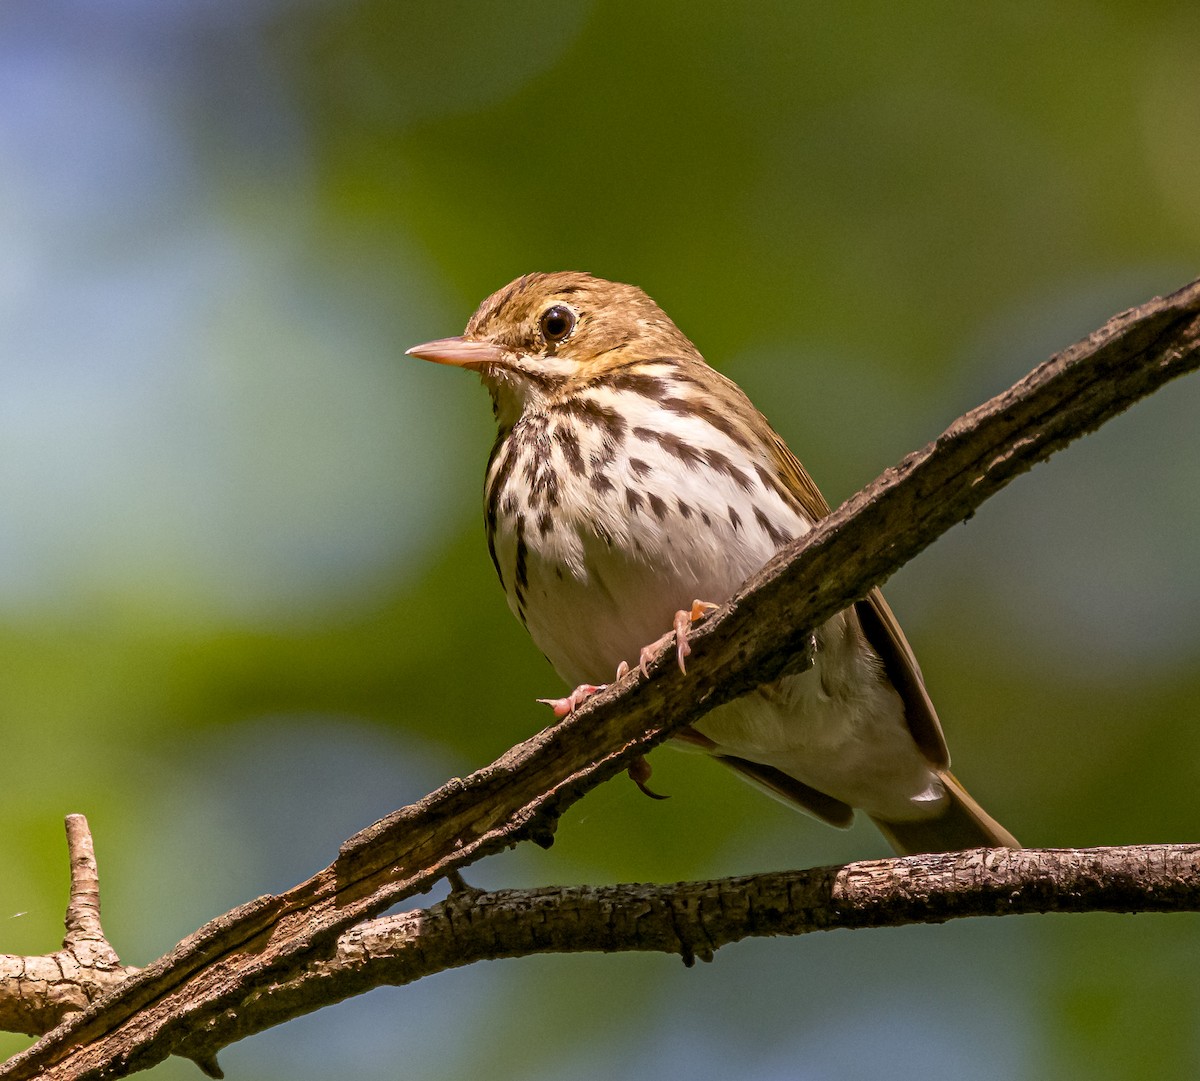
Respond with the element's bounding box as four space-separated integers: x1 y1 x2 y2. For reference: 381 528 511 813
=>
405 336 509 369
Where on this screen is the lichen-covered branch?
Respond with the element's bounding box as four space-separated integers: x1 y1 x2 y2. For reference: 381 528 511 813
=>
2 279 1198 1080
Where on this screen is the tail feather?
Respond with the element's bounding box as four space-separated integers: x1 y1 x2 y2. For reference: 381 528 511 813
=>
869 770 1019 855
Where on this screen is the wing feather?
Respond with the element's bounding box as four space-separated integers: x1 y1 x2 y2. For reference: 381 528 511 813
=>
766 427 950 769
674 724 854 827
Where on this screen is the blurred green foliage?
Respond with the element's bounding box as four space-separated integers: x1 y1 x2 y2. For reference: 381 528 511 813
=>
1 1 1198 1078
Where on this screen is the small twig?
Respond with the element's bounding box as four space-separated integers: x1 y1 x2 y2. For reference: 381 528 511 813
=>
0 817 137 1040
60 821 225 1080
61 816 113 958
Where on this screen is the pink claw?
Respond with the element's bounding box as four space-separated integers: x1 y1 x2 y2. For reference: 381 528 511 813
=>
638 640 662 679
538 656 639 719
628 755 669 800
637 600 719 678
543 604 721 718
537 684 603 719
673 608 693 674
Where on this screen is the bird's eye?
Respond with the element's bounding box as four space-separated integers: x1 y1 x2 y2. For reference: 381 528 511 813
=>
539 305 576 345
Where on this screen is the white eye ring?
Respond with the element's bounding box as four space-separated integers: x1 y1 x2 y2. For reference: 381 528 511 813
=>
539 305 576 344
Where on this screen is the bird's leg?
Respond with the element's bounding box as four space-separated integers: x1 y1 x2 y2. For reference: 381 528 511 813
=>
638 599 720 677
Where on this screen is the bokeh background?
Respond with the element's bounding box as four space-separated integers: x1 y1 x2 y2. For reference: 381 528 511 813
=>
2 1 1199 1078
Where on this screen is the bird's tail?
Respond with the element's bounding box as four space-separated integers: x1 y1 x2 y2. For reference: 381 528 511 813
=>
869 769 1019 855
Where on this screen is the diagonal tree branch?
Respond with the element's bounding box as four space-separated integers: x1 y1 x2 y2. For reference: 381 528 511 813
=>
2 278 1199 1080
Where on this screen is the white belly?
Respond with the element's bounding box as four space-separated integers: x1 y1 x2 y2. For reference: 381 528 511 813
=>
487 394 940 820
491 394 801 686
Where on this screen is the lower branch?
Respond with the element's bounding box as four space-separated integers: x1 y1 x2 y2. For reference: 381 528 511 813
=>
8 836 1197 1070
146 844 1200 1064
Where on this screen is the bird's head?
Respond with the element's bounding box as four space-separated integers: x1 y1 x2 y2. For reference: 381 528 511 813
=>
406 272 699 427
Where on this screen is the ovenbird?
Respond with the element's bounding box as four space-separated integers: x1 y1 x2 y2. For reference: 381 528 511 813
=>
408 272 1017 854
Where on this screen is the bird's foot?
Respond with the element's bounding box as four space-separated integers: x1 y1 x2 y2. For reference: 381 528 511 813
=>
638 599 720 677
538 683 604 718
537 658 642 719
628 754 669 800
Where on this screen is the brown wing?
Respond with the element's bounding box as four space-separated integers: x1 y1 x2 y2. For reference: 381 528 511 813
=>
766 429 832 521
719 754 856 827
675 726 854 827
766 427 950 769
853 590 949 768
